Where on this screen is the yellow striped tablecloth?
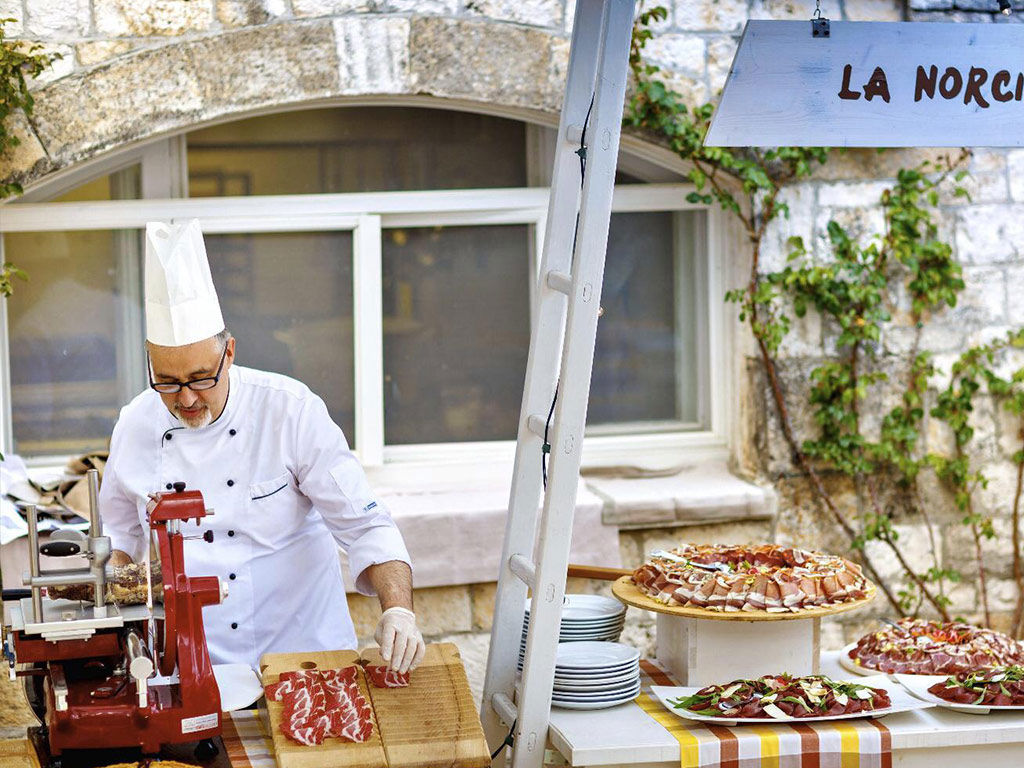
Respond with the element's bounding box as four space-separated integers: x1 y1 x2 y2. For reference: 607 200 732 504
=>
636 659 892 768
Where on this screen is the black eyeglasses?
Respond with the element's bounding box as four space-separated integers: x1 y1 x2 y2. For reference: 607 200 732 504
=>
149 344 228 394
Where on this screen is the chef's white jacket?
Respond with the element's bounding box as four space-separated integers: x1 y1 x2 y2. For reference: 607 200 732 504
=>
99 364 411 669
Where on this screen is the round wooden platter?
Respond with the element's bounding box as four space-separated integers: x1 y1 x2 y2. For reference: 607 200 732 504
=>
611 575 876 621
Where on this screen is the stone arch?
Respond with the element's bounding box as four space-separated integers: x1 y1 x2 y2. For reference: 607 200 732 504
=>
5 15 581 191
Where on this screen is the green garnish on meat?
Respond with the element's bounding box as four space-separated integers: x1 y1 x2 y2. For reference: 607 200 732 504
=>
667 674 889 720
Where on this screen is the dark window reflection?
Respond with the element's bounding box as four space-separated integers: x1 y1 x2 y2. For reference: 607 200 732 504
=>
205 232 356 440
382 225 531 444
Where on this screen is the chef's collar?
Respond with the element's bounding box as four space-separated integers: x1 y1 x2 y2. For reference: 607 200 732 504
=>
162 364 238 432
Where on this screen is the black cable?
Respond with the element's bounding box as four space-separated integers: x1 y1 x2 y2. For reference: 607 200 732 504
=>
542 92 596 489
490 719 516 760
541 382 559 489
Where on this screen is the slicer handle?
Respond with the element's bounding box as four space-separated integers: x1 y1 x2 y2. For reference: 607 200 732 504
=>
39 540 82 558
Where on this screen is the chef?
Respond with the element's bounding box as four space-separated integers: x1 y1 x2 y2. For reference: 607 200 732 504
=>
100 219 425 674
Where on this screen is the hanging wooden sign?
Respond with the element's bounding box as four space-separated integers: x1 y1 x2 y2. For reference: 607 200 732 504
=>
704 21 1024 147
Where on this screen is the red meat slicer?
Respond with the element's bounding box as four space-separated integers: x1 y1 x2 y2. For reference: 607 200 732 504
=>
2 472 227 766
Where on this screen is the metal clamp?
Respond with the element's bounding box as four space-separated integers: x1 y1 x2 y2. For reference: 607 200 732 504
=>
811 1 829 37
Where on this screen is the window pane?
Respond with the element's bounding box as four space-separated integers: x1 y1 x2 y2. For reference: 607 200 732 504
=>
205 232 355 440
589 211 705 430
51 164 141 202
187 107 526 196
382 225 530 444
6 229 144 456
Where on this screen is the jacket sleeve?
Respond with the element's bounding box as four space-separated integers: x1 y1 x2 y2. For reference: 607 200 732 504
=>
291 393 411 595
98 410 146 562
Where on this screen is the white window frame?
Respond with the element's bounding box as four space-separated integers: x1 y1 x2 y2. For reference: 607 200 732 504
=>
0 184 729 470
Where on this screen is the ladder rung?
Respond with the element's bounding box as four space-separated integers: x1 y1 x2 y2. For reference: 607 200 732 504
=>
526 414 547 438
546 270 573 295
509 553 536 588
491 691 517 726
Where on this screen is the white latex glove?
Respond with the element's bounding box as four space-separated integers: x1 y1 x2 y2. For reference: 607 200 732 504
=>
374 606 426 674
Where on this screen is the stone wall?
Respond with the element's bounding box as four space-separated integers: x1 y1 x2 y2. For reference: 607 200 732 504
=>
2 0 1024 706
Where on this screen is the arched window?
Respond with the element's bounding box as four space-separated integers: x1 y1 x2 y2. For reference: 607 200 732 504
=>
1 106 722 467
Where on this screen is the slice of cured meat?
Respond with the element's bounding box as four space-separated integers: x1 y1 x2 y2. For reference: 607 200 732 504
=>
363 665 411 688
264 666 374 746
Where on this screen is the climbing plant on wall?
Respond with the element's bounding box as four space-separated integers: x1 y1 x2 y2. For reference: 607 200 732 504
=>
0 16 58 297
626 3 1024 631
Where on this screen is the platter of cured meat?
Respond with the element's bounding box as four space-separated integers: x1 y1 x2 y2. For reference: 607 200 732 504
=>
650 673 930 726
614 544 876 620
896 666 1024 714
840 618 1024 676
258 645 490 768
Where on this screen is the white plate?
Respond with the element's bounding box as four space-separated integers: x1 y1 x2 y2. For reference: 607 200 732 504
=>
895 673 1024 714
554 671 639 688
525 594 626 622
520 627 624 640
520 636 624 650
650 676 931 726
528 618 622 626
554 677 641 694
555 641 640 668
517 657 638 672
553 627 625 636
213 663 264 711
551 691 639 710
557 626 626 638
553 683 641 702
517 661 639 677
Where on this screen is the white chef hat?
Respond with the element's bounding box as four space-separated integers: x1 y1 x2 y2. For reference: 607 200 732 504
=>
144 219 225 347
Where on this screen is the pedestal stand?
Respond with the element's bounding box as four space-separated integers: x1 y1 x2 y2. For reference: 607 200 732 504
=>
612 576 875 687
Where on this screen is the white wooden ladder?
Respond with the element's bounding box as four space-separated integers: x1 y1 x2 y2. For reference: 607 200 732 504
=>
480 1 636 765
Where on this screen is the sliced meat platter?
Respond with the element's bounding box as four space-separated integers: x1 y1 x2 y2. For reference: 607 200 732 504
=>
849 618 1024 675
632 544 869 614
927 665 1024 707
670 674 891 720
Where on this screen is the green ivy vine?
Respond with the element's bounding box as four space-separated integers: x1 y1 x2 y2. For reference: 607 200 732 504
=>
1 15 57 297
627 4 1024 630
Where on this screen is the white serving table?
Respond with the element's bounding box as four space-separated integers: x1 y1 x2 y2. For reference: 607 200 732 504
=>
545 651 1024 767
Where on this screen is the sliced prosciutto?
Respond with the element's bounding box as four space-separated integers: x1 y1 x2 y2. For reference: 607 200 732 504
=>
264 666 373 745
363 665 411 688
632 544 869 614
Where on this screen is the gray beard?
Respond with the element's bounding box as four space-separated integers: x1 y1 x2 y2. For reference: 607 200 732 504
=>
175 406 212 430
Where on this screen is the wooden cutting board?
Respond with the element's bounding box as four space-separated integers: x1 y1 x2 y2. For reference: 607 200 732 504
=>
361 644 490 768
258 649 386 768
0 738 42 768
258 644 489 768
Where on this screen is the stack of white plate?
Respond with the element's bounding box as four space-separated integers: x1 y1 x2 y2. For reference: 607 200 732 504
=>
518 594 626 668
549 641 641 709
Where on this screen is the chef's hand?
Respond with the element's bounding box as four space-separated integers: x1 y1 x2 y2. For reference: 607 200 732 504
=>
374 607 425 674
